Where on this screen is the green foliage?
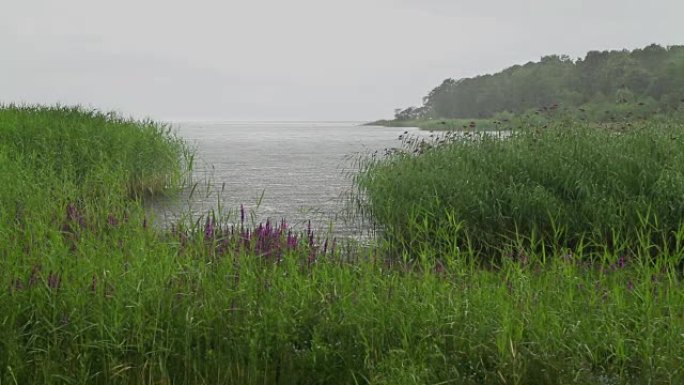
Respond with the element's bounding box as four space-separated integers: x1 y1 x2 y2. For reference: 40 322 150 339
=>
400 44 684 121
356 118 684 259
2 106 684 384
0 104 190 198
368 118 510 131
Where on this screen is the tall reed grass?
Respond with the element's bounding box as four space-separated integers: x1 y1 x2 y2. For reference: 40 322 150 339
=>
1 106 683 384
0 104 190 197
356 119 684 261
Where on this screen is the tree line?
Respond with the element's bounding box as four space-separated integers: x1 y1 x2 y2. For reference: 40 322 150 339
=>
395 44 684 121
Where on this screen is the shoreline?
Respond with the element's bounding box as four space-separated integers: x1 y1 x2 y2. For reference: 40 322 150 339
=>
363 118 506 131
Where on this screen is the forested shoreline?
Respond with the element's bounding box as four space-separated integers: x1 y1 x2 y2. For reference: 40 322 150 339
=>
378 43 684 126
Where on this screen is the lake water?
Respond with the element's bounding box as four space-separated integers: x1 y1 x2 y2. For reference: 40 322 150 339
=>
151 122 426 236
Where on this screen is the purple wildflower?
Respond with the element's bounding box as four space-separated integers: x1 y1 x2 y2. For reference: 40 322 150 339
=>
242 229 251 249
204 216 215 240
66 203 78 221
617 255 628 269
107 213 118 227
287 231 297 249
47 272 61 290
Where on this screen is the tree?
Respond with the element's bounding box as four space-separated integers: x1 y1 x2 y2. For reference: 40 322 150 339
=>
391 44 684 121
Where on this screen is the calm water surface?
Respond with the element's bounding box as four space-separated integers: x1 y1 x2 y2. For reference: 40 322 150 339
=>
153 122 426 236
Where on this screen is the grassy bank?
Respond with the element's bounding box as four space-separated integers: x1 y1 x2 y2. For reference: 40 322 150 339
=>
2 106 684 384
356 118 684 260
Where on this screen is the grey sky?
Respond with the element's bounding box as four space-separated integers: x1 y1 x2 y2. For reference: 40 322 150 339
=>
2 0 682 121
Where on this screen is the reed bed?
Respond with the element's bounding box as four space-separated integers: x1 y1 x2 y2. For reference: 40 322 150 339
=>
356 119 684 261
1 106 683 384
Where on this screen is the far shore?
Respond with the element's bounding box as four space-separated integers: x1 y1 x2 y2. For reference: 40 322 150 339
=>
363 118 507 131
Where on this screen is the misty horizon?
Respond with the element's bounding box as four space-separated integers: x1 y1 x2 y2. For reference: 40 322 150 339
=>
3 0 683 121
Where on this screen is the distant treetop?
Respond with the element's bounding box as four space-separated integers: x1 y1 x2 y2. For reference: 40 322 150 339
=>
394 44 684 121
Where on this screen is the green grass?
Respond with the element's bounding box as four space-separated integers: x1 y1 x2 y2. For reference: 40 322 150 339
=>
356 118 684 260
2 105 684 384
0 105 190 197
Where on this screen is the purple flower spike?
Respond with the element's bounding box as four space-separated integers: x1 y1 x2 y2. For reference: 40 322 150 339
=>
66 203 78 221
108 213 118 227
204 216 214 240
243 229 251 248
287 231 297 249
617 255 628 269
240 204 245 226
47 272 61 290
65 203 87 229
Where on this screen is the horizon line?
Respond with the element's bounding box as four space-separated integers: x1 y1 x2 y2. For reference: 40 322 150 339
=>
166 119 373 124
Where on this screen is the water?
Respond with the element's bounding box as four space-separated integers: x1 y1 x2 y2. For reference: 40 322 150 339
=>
151 121 426 236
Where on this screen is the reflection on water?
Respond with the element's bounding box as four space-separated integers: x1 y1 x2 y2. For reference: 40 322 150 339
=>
148 122 426 237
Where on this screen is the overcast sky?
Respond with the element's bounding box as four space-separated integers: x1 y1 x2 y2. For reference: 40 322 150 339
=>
1 0 683 121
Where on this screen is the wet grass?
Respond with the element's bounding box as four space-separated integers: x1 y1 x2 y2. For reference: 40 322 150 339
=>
2 105 684 384
0 105 190 197
356 118 684 261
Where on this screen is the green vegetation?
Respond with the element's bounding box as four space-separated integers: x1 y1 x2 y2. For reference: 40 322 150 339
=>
366 117 509 131
381 43 684 128
356 118 684 259
2 105 684 384
0 105 189 197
